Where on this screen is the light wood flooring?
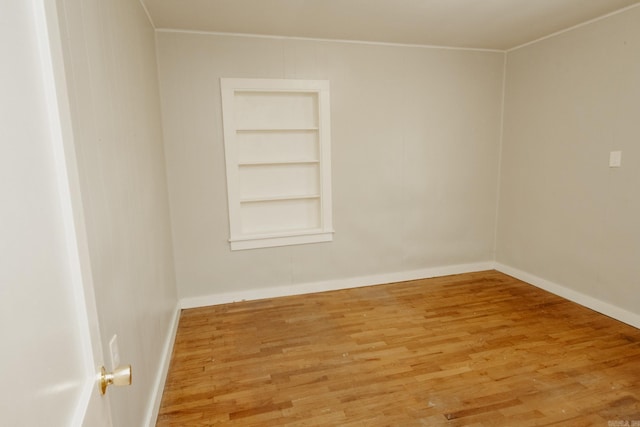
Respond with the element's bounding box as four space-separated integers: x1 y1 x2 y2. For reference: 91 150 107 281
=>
157 270 640 426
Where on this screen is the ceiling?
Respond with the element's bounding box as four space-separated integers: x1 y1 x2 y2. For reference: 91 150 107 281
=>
142 0 640 50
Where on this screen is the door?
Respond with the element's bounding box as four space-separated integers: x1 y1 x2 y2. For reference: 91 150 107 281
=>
0 1 111 426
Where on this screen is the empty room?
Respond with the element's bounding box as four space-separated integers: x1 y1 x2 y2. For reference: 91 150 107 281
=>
3 0 639 426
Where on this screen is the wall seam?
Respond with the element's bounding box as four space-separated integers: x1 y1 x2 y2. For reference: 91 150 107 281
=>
507 2 640 52
492 51 508 262
137 0 156 29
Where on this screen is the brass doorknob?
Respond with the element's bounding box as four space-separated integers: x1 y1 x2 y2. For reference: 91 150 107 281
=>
99 365 132 395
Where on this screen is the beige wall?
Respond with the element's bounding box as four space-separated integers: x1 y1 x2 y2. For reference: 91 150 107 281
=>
156 33 505 299
497 7 640 312
57 0 177 425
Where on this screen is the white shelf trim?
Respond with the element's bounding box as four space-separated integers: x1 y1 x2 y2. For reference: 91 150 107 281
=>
236 127 319 132
230 230 334 250
238 160 319 166
230 228 334 242
240 194 320 203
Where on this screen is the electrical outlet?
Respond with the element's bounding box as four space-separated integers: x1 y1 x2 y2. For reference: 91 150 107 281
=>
109 334 120 370
609 151 622 167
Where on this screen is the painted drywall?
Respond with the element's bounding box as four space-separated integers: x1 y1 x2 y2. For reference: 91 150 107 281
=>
497 6 640 314
55 0 178 425
0 2 87 425
155 33 504 300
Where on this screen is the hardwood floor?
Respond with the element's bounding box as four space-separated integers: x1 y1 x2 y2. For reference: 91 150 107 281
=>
156 270 640 426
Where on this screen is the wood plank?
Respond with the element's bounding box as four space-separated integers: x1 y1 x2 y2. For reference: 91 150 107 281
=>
157 270 640 426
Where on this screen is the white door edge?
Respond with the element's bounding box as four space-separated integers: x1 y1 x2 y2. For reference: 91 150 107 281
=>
33 0 111 425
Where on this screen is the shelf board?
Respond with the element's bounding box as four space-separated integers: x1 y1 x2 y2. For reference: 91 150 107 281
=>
236 127 319 132
238 160 319 166
240 194 320 204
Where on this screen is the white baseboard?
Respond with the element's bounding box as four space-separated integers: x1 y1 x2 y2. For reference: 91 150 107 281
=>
495 263 640 330
144 301 181 427
178 261 640 328
180 261 495 309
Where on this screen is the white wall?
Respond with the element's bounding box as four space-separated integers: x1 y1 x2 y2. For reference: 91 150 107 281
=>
497 6 640 314
0 2 86 425
55 0 178 425
156 33 505 300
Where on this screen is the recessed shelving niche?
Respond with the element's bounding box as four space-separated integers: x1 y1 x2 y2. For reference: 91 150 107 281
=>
220 78 333 250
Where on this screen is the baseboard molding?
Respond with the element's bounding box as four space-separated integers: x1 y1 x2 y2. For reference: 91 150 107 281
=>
144 301 181 427
180 261 495 309
495 263 640 330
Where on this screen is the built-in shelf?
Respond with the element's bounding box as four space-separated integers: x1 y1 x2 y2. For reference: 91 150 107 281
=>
221 78 333 250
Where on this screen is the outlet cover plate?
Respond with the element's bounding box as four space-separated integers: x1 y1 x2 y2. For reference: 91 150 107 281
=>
609 151 622 167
